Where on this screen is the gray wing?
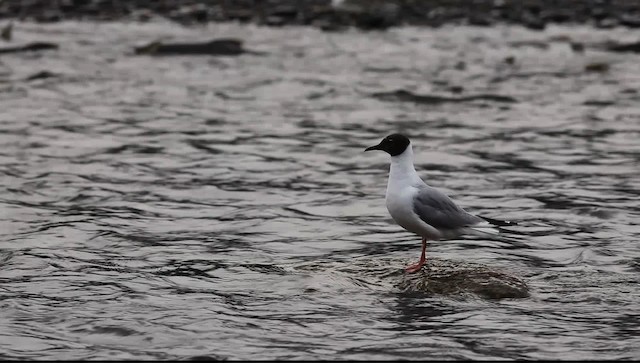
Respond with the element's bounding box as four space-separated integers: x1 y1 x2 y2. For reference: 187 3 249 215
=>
412 186 483 230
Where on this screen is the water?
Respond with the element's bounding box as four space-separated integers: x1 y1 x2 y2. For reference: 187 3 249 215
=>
1 21 639 360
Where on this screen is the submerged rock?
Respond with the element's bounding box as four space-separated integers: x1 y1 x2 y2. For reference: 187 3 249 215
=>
398 259 529 299
296 256 529 300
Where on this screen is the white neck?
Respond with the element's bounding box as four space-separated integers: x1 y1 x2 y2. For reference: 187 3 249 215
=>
388 144 423 188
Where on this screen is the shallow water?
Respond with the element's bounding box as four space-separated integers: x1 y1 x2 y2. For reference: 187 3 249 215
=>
1 21 639 360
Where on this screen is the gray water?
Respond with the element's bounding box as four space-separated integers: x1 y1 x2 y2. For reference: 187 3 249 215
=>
1 21 639 360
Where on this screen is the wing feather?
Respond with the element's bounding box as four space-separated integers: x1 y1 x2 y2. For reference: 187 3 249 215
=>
412 186 482 230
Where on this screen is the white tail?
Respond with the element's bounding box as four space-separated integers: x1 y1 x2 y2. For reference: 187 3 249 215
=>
464 221 500 237
467 225 500 236
462 222 526 245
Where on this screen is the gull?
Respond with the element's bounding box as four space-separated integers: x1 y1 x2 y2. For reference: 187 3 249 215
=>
365 134 515 273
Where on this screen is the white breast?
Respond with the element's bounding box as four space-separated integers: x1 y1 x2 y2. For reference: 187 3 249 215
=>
386 185 419 232
385 144 443 240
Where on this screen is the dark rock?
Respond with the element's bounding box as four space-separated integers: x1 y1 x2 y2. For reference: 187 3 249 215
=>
0 41 58 54
186 4 209 23
270 4 299 19
449 85 464 94
59 0 78 12
71 0 91 7
454 60 466 70
606 41 640 53
509 40 549 49
570 42 585 52
188 355 227 361
523 15 546 30
25 70 58 81
619 14 640 28
296 257 530 300
134 38 263 56
224 9 253 22
331 0 401 30
591 6 611 22
371 89 518 104
356 3 401 30
468 14 493 26
35 9 63 22
171 4 210 23
130 8 154 22
584 62 609 73
583 99 615 106
191 4 210 23
315 19 347 32
542 10 573 23
1 22 11 41
265 15 286 27
399 259 530 299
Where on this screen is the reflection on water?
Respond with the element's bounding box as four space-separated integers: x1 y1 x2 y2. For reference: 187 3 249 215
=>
0 21 639 360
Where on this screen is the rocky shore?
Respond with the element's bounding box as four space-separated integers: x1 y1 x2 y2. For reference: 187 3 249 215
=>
1 0 640 30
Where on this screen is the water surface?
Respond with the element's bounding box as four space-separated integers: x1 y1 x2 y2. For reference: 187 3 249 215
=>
1 21 639 360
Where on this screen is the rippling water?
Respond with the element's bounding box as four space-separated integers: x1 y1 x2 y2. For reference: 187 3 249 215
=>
1 21 639 360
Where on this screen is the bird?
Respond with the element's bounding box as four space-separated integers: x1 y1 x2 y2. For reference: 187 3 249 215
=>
365 133 515 273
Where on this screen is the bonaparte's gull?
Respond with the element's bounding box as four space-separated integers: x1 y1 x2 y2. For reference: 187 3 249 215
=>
365 134 514 273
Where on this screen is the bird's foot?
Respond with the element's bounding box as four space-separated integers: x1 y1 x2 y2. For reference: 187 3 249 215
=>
405 262 425 273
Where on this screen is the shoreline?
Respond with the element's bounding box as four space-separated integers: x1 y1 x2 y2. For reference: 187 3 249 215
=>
1 0 639 31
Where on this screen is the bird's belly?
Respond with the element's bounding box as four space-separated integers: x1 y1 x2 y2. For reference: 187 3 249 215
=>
386 188 440 239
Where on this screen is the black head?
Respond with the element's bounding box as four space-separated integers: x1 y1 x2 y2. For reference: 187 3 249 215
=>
364 134 410 156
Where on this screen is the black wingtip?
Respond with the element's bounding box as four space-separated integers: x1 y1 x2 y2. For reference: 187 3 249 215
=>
481 216 518 227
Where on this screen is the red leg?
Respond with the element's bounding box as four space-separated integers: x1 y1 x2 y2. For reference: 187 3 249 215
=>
405 237 427 273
